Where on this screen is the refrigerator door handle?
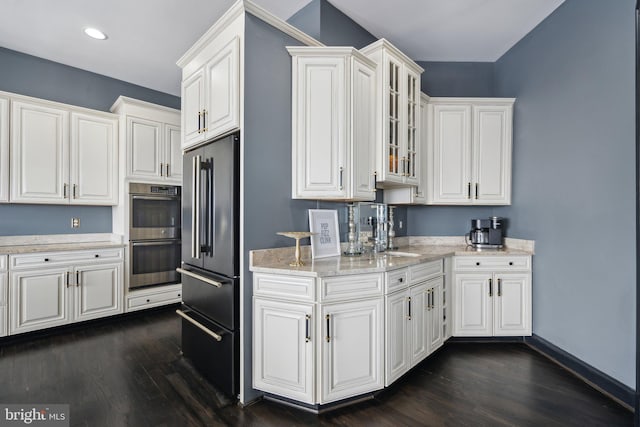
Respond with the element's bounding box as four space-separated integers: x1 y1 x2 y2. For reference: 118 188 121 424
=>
176 309 223 341
192 155 202 259
176 267 223 288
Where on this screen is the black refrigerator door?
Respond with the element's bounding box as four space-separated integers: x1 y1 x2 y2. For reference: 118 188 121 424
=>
182 146 204 270
202 133 240 277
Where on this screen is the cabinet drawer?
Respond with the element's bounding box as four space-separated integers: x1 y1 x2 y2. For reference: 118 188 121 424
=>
408 259 443 284
454 256 531 271
253 273 315 302
10 248 124 269
0 255 6 272
320 273 383 302
385 268 408 294
128 288 182 311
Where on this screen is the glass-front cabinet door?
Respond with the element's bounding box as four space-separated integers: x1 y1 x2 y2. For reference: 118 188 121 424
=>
404 70 420 186
387 59 402 179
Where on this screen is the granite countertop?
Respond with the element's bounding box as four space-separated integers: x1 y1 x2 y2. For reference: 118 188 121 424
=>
0 233 125 255
250 236 534 278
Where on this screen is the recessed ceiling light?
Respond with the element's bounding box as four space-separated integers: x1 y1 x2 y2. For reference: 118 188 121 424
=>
84 27 108 40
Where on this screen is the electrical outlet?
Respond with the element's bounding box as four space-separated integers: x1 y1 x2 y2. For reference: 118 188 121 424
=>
399 220 403 229
71 218 80 228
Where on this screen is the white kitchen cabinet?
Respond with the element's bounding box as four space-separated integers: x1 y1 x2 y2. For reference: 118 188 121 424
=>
453 256 531 337
9 248 124 335
111 96 181 184
11 103 117 205
252 271 384 406
288 47 377 201
361 38 423 187
10 98 118 205
181 36 240 150
426 98 514 205
0 255 8 337
385 268 444 386
0 96 9 203
320 298 383 403
253 298 314 404
384 92 430 205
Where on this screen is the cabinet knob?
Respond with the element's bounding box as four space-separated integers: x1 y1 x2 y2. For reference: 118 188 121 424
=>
44 258 49 262
146 299 151 303
95 254 100 258
475 262 480 266
399 277 404 283
178 294 181 298
509 261 514 266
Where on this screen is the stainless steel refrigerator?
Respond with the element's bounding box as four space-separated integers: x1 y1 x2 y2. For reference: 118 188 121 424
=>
177 132 240 397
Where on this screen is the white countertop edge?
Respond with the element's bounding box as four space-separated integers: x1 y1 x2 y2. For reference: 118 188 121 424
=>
0 233 123 247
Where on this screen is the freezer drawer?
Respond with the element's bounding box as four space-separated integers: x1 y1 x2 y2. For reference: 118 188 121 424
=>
178 307 238 397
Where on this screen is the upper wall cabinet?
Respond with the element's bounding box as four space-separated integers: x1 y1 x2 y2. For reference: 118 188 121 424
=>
288 47 377 201
361 39 424 188
10 98 118 205
426 98 514 205
0 95 9 203
110 97 182 184
181 36 240 150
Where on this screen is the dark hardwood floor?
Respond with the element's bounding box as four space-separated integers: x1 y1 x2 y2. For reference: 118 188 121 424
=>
0 307 632 426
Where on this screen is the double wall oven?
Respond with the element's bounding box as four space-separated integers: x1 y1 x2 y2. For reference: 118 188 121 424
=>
129 183 181 289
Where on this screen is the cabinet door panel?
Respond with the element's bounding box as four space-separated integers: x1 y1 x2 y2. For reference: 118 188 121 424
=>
74 263 122 322
293 56 345 198
381 53 404 183
351 57 377 200
474 106 512 204
70 113 117 205
494 274 530 336
321 298 383 403
404 68 420 186
182 69 205 149
385 291 409 385
430 104 472 204
128 117 161 178
253 298 314 404
205 36 240 140
428 278 444 353
11 101 69 203
0 96 8 203
10 268 70 334
165 124 183 181
410 283 429 366
454 273 491 336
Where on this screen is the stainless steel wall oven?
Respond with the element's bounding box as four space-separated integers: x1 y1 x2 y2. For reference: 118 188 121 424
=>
129 183 181 289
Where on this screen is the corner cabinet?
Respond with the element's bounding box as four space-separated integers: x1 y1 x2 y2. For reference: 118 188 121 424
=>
452 256 531 337
181 36 240 150
426 98 514 205
253 272 384 406
361 38 423 187
288 47 377 201
8 248 124 335
110 96 182 184
0 96 9 203
10 98 118 205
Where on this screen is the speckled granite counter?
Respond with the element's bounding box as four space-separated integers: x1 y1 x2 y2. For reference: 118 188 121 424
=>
0 233 125 255
250 236 534 277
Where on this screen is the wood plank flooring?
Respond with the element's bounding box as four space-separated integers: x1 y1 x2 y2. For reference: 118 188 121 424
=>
0 307 632 426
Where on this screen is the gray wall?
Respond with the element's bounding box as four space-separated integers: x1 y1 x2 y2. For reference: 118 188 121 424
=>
0 47 180 236
493 0 636 388
288 0 377 48
417 61 494 98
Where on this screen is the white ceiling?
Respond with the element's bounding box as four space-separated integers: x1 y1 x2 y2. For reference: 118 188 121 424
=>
0 0 564 97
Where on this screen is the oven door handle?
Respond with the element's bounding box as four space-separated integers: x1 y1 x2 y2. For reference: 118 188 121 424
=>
176 267 223 288
131 195 180 201
131 240 180 247
176 309 223 341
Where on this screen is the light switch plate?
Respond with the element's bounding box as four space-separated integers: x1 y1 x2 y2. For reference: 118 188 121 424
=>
71 218 80 228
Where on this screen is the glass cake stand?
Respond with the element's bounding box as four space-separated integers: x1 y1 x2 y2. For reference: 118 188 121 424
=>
276 231 317 267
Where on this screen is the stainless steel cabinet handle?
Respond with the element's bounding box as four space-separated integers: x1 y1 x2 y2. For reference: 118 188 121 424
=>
305 314 311 343
325 314 331 342
498 278 502 297
192 155 202 259
63 183 68 199
176 309 222 341
407 296 412 320
202 110 208 132
198 111 202 133
339 167 344 190
176 268 222 288
489 278 493 297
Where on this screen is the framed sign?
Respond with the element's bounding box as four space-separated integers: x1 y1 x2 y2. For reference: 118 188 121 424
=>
308 209 341 259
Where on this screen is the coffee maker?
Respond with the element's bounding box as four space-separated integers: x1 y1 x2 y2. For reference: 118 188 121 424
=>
467 217 504 249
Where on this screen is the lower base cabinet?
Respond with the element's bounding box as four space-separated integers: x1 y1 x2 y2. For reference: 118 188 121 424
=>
8 248 124 335
0 256 8 337
126 283 182 312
